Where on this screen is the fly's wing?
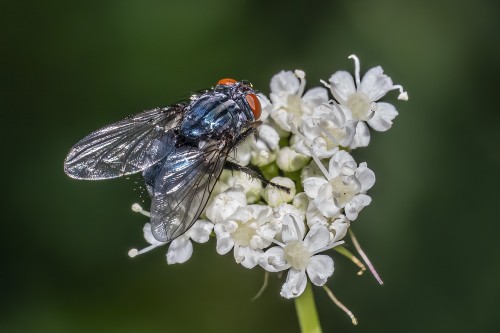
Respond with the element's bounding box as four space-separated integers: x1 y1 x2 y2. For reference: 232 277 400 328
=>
64 105 186 180
149 142 227 242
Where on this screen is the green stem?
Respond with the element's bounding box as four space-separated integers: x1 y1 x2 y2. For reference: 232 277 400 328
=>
294 282 323 333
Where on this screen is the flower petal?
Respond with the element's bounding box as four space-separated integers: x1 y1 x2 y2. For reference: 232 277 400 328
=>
280 269 308 299
328 71 356 104
306 255 334 286
270 70 300 96
355 162 376 192
330 215 350 243
166 237 193 264
305 202 328 228
234 245 261 269
367 102 398 132
302 177 328 199
256 123 280 150
214 224 234 254
259 246 290 272
281 214 306 243
303 224 330 252
359 66 394 101
189 220 214 243
328 150 356 178
350 121 371 149
205 187 247 224
345 194 372 220
302 87 329 107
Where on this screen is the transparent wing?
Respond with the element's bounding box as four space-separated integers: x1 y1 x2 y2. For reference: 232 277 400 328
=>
64 105 185 180
149 142 228 242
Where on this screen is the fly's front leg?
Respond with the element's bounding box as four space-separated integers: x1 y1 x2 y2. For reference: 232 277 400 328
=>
224 161 291 194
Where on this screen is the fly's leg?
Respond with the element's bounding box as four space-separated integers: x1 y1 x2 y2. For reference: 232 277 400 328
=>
224 161 291 194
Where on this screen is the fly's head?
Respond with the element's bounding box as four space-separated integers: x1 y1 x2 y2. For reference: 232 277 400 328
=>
215 78 262 127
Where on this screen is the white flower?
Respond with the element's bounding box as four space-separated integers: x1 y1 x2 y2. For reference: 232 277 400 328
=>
326 54 408 148
276 147 310 172
303 150 375 220
249 123 280 166
128 220 214 265
294 102 357 158
269 202 306 240
269 70 329 132
223 171 263 204
329 214 350 243
258 215 343 299
205 187 247 224
214 205 275 268
262 177 297 207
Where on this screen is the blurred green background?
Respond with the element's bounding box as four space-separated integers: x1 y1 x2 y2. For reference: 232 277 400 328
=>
2 0 500 332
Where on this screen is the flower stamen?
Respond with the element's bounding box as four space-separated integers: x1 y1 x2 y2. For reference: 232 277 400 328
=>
132 203 150 217
348 54 361 87
323 285 358 325
349 229 383 285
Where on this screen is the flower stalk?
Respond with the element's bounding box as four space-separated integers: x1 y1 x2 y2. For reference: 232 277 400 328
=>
295 282 323 333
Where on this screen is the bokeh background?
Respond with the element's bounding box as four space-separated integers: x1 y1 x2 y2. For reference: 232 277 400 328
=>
2 0 500 332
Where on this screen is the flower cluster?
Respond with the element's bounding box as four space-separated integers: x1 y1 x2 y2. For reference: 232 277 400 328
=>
130 55 407 299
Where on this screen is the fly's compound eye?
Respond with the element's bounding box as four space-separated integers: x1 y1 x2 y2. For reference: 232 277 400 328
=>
217 78 238 85
245 93 261 120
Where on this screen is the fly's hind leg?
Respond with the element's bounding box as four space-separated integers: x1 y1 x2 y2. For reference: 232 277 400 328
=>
224 161 291 194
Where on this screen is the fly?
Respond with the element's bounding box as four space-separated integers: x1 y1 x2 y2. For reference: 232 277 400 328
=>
64 78 283 242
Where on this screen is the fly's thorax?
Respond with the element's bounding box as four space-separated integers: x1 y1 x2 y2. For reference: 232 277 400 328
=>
179 84 255 142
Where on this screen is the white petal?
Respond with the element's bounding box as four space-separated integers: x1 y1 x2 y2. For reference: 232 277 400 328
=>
330 215 350 243
367 102 399 132
166 237 193 264
345 194 372 220
234 245 261 269
281 214 306 243
259 246 290 272
306 255 334 286
256 93 272 121
256 123 280 150
188 220 214 243
302 177 328 199
350 121 371 149
302 87 329 107
233 139 252 166
280 269 308 299
214 224 234 254
270 70 300 95
305 202 328 228
205 187 247 224
328 71 356 104
314 197 342 218
355 162 376 192
328 150 356 178
303 224 330 252
359 66 394 101
270 108 292 132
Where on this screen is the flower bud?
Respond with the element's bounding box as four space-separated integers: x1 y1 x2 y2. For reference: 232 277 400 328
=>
276 147 310 172
263 177 296 207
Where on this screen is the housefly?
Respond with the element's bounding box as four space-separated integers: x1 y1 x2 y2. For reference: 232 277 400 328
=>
64 78 268 242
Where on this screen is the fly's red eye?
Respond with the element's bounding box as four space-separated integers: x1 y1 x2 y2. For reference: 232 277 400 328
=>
217 78 237 85
245 93 261 120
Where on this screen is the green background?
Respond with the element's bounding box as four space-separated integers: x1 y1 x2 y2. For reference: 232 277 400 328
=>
2 0 500 332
